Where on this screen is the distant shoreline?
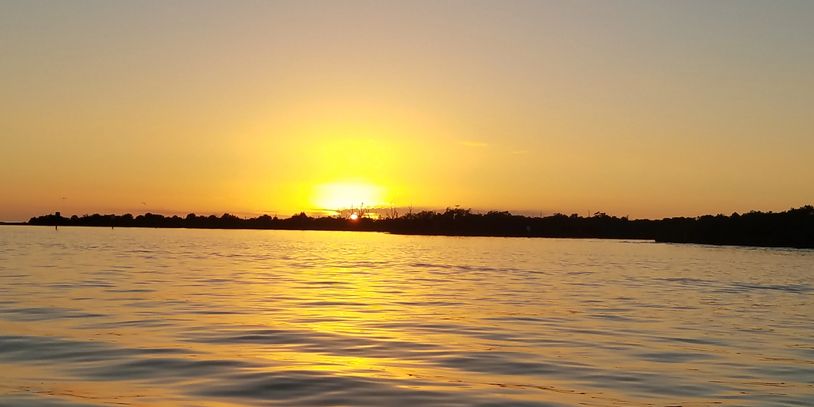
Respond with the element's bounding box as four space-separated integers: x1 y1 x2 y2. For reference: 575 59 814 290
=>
20 205 814 249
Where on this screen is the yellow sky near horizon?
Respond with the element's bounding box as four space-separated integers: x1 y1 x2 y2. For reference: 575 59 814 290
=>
1 1 813 221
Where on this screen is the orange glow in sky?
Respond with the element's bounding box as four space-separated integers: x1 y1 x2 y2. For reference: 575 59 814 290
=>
1 2 812 220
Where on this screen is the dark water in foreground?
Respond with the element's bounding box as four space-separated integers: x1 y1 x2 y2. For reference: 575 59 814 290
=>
0 226 812 406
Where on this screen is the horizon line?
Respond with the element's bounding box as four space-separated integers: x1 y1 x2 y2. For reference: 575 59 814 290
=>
12 203 814 224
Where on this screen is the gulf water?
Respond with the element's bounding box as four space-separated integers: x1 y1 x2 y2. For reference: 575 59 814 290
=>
0 226 812 406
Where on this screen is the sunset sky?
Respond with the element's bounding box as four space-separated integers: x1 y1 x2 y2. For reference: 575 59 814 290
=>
2 1 813 221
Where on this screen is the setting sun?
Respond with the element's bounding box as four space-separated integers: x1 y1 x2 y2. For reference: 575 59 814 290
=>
312 182 387 211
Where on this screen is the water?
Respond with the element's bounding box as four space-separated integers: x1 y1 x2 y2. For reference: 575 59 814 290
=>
0 225 812 406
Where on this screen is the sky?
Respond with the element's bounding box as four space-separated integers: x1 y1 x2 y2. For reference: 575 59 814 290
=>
2 0 813 221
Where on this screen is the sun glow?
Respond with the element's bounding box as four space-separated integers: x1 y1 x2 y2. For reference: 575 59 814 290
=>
312 182 387 211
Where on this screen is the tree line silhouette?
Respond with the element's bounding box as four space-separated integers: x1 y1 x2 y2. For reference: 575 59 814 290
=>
27 205 814 249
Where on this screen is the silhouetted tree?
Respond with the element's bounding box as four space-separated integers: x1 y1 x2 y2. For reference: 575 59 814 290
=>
25 205 814 249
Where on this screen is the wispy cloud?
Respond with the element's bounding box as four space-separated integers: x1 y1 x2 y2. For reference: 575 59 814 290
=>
460 140 489 148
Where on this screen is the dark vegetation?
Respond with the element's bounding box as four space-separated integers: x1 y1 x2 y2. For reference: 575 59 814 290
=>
27 206 814 249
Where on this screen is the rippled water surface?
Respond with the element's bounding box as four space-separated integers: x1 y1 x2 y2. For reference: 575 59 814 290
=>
1 226 812 406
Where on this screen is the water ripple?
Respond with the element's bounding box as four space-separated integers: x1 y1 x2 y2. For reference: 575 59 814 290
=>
0 226 812 406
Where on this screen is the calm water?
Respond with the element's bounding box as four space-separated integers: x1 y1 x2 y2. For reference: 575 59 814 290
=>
0 226 812 406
